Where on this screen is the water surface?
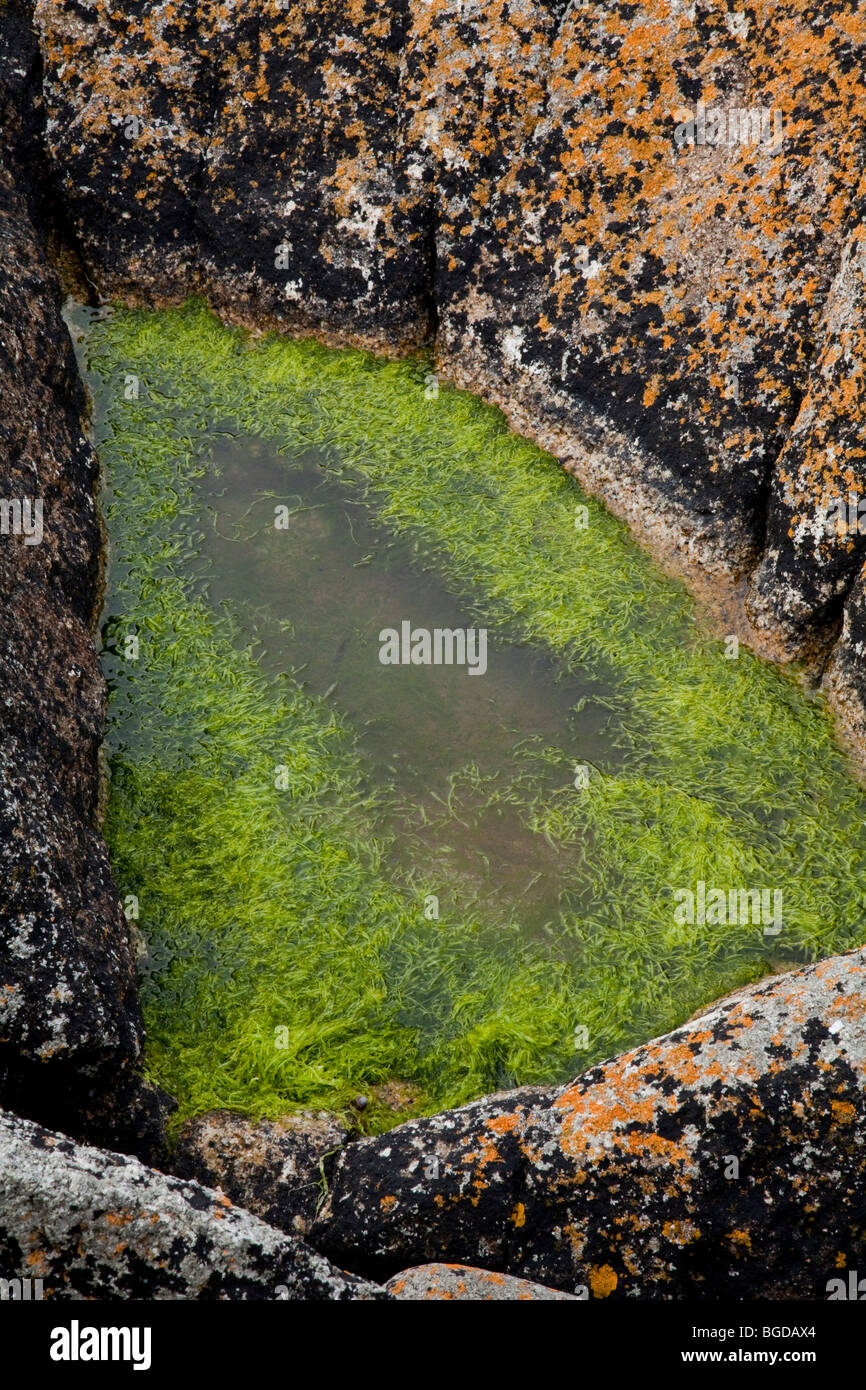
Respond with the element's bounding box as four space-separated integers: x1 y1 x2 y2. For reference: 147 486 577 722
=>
193 435 626 937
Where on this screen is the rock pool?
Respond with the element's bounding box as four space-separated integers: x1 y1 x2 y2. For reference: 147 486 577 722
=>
69 299 866 1131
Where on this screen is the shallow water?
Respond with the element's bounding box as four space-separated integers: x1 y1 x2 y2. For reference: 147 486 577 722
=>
190 434 624 935
70 298 866 1123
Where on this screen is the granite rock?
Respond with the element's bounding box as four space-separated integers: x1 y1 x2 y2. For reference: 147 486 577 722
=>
0 57 150 1149
385 1262 576 1300
314 950 866 1298
172 1109 347 1236
0 1106 384 1299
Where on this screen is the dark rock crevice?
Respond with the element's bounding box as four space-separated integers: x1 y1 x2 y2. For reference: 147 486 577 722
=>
0 3 161 1159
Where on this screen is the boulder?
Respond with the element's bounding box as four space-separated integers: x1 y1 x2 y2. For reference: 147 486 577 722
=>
438 0 866 605
825 571 866 764
385 1263 576 1300
33 0 430 349
746 206 866 658
0 155 102 628
0 733 139 1072
172 1109 347 1237
0 571 105 820
32 0 206 305
313 950 866 1298
0 72 150 1149
196 0 429 350
0 732 171 1160
28 0 866 751
0 0 55 232
0 1107 384 1299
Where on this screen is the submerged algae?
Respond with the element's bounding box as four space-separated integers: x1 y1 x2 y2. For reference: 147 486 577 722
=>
73 299 866 1132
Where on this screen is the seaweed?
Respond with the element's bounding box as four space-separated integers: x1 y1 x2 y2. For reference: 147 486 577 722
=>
79 298 866 1133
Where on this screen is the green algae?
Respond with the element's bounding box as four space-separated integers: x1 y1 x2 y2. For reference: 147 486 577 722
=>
72 298 866 1132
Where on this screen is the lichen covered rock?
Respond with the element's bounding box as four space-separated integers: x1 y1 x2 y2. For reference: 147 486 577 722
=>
172 1109 347 1236
0 56 148 1148
314 950 866 1298
439 1 866 613
385 1262 576 1300
0 733 139 1072
28 0 866 751
0 1107 384 1299
34 0 430 348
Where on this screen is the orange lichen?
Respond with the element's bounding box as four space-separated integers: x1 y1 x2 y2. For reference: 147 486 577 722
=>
588 1264 618 1298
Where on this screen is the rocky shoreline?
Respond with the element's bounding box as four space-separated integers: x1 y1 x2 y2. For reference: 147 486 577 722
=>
29 2 866 696
2 951 865 1299
1 0 865 1299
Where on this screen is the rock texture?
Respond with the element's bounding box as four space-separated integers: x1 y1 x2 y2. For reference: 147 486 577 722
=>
0 16 156 1156
0 1107 384 1299
385 1262 576 1300
313 950 866 1298
439 1 866 599
33 0 430 349
1 1 866 1300
26 0 866 754
0 0 55 232
171 1109 347 1237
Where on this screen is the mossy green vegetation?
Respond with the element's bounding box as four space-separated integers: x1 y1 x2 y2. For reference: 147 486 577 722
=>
76 298 866 1132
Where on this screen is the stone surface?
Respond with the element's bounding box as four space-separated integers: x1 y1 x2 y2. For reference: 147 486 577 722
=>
824 567 866 763
313 950 866 1298
0 571 103 819
0 733 139 1071
747 206 866 657
197 0 429 350
26 0 866 754
0 163 101 631
0 1106 385 1299
172 1109 348 1236
0 0 55 232
0 40 152 1152
438 0 866 609
385 1262 576 1300
33 0 430 349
